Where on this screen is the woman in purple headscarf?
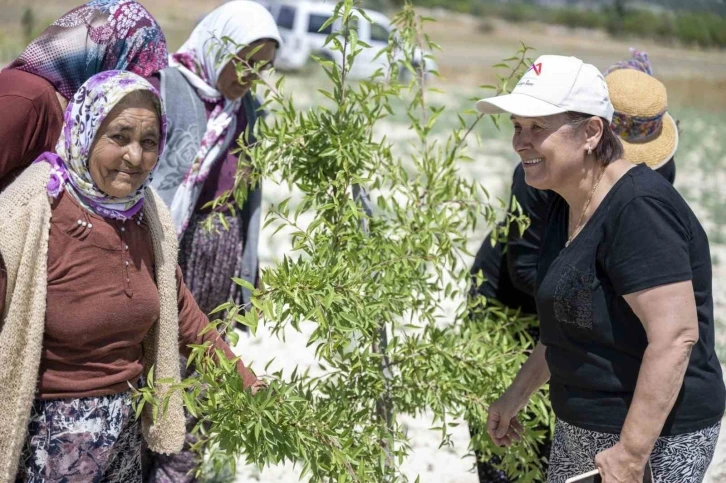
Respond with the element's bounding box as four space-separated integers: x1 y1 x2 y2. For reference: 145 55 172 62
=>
0 70 262 482
0 0 168 188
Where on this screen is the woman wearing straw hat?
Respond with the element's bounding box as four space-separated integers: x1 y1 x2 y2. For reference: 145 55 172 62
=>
480 54 724 483
605 49 678 183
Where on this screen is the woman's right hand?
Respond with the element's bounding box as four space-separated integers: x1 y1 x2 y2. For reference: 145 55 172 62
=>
250 379 267 395
487 390 525 447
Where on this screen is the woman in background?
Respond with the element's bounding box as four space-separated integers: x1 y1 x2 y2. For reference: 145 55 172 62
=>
0 0 168 188
145 2 282 481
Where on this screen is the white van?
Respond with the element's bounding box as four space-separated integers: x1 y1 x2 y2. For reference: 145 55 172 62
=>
259 0 437 80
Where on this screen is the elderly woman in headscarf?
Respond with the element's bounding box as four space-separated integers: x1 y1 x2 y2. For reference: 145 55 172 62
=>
150 0 281 312
0 70 262 482
0 0 168 187
144 3 282 479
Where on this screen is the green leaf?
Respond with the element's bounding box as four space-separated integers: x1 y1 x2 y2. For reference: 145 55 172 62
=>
146 365 155 389
232 277 255 291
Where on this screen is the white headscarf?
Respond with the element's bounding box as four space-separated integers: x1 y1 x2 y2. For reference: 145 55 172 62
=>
166 0 282 235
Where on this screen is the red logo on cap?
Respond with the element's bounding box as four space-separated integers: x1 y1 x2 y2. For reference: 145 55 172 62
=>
528 63 542 76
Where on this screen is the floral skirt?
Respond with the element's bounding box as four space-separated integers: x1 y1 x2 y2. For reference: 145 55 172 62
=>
548 419 721 483
178 212 245 315
16 391 141 482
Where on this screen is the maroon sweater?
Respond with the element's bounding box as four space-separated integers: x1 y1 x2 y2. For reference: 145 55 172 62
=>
0 69 64 188
0 191 257 399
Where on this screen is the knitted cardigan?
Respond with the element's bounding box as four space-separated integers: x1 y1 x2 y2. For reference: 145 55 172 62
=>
0 163 186 481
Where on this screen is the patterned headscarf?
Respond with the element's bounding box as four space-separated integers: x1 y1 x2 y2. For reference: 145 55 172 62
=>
604 48 653 77
34 70 167 220
164 0 281 235
6 0 168 100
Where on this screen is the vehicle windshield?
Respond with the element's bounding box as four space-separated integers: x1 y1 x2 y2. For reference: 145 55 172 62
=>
308 13 333 35
275 5 296 30
370 22 390 42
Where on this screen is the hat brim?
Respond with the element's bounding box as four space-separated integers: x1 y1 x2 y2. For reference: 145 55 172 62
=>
475 93 567 118
621 112 679 170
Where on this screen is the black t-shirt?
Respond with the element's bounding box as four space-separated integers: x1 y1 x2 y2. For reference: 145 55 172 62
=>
471 164 552 314
471 161 674 314
656 157 676 185
536 164 725 435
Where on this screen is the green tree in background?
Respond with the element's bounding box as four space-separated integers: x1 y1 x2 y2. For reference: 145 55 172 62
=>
364 0 726 49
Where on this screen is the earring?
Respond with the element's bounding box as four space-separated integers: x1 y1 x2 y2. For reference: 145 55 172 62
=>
587 146 593 155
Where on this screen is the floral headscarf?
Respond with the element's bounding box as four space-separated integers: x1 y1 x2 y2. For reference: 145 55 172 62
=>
6 0 168 100
34 70 167 220
162 0 281 235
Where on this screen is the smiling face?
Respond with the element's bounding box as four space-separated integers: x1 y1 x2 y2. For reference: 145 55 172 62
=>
216 39 277 100
511 113 591 191
88 93 161 198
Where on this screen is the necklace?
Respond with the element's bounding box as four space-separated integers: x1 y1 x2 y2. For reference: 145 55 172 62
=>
566 167 606 247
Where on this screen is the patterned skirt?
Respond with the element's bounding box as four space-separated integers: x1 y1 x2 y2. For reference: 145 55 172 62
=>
16 391 141 482
548 419 721 483
178 212 245 315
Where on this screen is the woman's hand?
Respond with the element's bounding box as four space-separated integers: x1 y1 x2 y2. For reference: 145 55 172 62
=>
250 379 267 395
595 442 648 483
487 390 525 447
486 343 551 447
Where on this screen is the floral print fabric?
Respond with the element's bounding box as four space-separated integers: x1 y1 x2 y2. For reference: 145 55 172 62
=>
548 419 720 483
15 391 142 482
603 48 653 77
7 0 168 101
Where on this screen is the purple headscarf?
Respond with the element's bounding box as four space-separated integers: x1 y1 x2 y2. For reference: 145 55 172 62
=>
35 70 168 221
6 0 168 100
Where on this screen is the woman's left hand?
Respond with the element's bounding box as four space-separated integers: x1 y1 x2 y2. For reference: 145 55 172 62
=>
594 442 648 483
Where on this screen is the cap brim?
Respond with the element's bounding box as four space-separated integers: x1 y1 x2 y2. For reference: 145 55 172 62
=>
621 112 679 170
475 93 567 118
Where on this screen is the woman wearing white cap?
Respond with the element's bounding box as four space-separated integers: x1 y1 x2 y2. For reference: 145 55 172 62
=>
481 55 724 483
469 50 682 483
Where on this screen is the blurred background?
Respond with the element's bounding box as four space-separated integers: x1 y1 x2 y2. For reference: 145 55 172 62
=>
2 0 725 481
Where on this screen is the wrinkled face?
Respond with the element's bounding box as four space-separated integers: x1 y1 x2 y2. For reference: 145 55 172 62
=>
216 39 277 100
511 113 587 191
88 96 161 198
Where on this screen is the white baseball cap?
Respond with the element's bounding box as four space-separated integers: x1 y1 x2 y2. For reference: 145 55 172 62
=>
476 55 614 122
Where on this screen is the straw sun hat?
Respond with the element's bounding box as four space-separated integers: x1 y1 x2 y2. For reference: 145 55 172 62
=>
605 51 678 170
